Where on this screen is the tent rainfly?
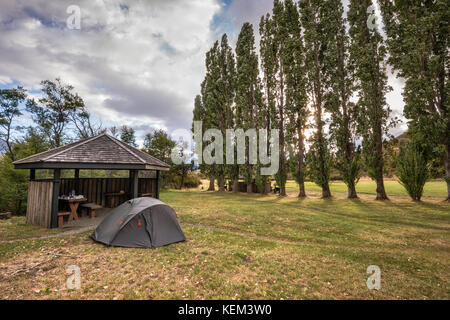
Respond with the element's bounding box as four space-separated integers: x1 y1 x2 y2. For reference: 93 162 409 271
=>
91 197 185 248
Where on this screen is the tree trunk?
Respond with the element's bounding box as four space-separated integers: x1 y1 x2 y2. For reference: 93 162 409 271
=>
297 128 306 198
375 170 388 200
280 185 286 196
208 174 215 191
218 176 225 192
322 185 331 198
247 183 253 194
445 142 450 201
347 185 358 199
298 183 306 198
279 56 286 198
233 178 239 193
179 174 185 190
374 121 388 200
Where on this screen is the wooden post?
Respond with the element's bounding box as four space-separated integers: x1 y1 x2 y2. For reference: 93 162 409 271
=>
74 169 80 194
155 170 160 199
30 169 35 181
50 169 61 228
130 170 138 199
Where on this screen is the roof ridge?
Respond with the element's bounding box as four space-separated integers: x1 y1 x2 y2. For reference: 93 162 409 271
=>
104 135 146 164
42 134 106 161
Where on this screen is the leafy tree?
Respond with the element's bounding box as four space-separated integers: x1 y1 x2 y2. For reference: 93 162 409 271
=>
397 142 429 202
259 0 289 196
109 126 120 138
200 43 220 191
324 0 360 198
13 127 50 160
26 78 85 148
283 0 309 197
348 0 394 200
0 129 50 215
143 129 175 164
235 22 262 193
0 86 27 161
120 125 137 147
299 0 334 197
378 0 450 201
200 35 236 192
171 139 194 189
259 14 277 194
71 109 104 139
192 94 215 190
216 34 236 191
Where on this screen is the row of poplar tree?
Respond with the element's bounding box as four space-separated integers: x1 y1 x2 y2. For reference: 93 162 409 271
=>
193 0 449 201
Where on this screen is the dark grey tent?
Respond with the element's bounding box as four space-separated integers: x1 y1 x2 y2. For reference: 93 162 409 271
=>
91 197 185 248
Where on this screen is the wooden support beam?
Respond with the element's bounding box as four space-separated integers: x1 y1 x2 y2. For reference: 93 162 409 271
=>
155 170 160 199
74 169 80 194
50 169 61 228
130 170 139 199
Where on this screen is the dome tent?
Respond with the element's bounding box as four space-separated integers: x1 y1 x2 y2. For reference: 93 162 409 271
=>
92 197 185 248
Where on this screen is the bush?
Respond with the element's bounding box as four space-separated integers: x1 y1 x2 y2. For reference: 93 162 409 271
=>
166 173 202 189
0 156 29 215
396 142 429 201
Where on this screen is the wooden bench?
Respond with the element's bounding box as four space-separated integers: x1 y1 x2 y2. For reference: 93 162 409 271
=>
139 193 153 197
80 203 102 218
57 211 71 227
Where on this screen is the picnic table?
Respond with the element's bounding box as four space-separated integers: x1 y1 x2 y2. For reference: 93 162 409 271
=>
58 197 87 221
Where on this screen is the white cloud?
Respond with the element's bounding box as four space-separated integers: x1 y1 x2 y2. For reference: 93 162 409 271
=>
0 0 407 146
0 0 222 143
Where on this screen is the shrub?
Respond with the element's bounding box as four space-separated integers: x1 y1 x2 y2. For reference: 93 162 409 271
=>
166 173 202 189
396 142 429 201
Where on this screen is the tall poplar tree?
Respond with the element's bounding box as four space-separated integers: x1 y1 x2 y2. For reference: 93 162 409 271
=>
235 23 262 193
348 0 393 200
325 0 360 198
299 0 333 198
259 0 289 196
283 0 309 197
378 0 450 201
216 34 236 191
200 36 236 192
200 42 220 191
260 13 278 191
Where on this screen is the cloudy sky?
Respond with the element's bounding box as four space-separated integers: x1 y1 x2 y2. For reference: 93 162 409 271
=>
0 0 405 146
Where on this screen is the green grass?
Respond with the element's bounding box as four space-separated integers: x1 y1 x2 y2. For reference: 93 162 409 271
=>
285 180 447 199
0 181 448 300
0 216 74 242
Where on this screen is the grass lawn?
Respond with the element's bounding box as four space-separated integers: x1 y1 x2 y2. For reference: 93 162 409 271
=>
0 180 448 299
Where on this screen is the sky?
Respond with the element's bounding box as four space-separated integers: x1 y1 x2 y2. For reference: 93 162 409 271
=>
0 0 406 147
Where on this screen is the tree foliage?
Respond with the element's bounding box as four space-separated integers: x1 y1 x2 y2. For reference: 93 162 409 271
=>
378 0 450 200
397 142 429 201
26 78 86 148
348 0 394 200
0 86 27 161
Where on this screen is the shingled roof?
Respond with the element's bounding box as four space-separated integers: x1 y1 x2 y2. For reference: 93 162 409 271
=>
13 133 170 170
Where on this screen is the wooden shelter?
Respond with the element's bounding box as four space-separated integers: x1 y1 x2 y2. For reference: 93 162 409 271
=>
13 133 170 228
